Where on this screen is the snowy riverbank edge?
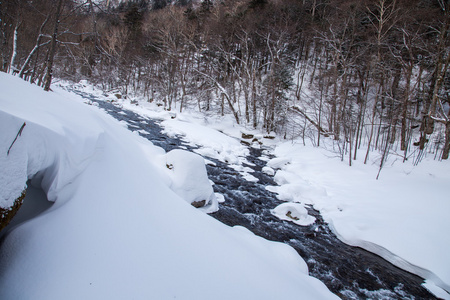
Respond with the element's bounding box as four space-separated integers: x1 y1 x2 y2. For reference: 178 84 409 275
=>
0 72 339 299
58 79 450 299
266 140 450 299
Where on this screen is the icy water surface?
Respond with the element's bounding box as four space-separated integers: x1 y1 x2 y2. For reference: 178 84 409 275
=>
71 90 436 300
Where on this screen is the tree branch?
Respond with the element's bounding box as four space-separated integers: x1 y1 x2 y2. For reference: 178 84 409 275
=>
7 123 26 155
289 106 332 136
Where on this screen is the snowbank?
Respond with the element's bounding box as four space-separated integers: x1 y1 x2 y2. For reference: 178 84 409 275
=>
267 140 450 297
159 149 218 212
160 115 251 168
0 73 337 299
272 202 316 226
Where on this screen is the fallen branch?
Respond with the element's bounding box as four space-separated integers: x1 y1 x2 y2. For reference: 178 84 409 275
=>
289 106 331 136
194 69 240 124
7 122 26 155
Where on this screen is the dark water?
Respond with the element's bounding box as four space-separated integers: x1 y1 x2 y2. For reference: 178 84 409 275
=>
70 89 437 300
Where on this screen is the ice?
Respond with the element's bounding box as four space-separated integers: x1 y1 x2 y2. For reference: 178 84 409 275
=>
423 280 450 300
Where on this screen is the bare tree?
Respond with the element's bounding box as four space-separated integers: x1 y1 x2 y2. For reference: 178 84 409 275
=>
43 0 64 91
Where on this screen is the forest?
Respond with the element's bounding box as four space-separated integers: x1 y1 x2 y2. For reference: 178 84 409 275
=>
1 0 449 164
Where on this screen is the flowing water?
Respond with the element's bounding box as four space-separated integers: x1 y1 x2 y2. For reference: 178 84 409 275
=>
71 90 436 300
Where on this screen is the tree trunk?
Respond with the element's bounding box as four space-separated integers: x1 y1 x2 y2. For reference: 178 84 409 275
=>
44 0 63 92
425 16 449 135
400 64 413 151
331 81 339 140
317 82 323 147
8 22 20 73
389 67 401 144
19 33 51 79
252 72 258 128
365 83 382 164
442 121 450 160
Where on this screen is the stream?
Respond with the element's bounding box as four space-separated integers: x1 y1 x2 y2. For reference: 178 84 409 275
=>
70 89 436 300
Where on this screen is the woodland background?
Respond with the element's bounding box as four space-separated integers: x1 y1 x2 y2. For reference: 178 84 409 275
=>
1 0 449 164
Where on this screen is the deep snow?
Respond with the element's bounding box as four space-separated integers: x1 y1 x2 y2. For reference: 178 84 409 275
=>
266 141 450 298
0 73 338 299
61 80 450 298
152 99 450 299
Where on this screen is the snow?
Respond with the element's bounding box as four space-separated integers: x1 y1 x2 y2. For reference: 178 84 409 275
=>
0 117 27 209
271 202 316 226
262 166 275 176
424 280 450 300
0 73 337 299
159 149 218 212
99 97 257 181
161 114 249 165
267 140 450 298
51 78 450 298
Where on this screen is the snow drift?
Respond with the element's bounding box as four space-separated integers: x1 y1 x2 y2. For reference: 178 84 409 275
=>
0 73 337 299
267 141 450 297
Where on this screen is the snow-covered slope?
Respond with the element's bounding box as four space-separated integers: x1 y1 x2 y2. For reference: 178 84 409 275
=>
0 73 338 299
57 78 450 299
267 141 450 298
81 81 450 298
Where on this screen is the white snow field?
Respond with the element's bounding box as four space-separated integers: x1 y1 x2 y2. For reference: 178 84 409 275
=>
59 78 450 299
0 73 338 299
132 93 450 298
267 142 450 298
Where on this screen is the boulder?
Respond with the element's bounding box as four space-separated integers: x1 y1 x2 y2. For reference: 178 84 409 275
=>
0 190 25 232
